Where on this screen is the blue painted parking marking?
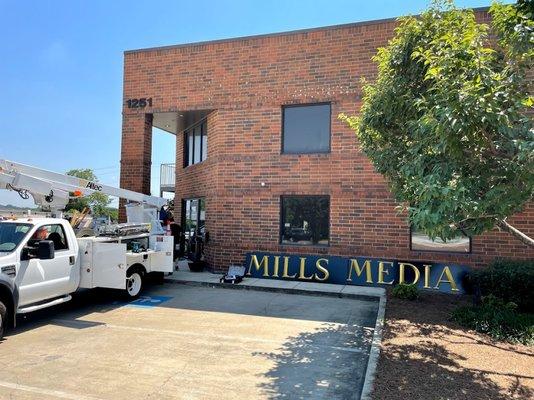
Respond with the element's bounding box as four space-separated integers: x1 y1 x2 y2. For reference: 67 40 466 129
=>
127 295 172 308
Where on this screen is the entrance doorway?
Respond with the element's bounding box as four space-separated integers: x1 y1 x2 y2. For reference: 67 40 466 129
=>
181 198 205 259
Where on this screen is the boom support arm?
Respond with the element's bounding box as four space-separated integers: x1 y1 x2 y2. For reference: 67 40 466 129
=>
0 159 167 211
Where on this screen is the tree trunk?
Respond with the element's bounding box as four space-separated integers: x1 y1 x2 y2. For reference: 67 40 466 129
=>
495 218 534 248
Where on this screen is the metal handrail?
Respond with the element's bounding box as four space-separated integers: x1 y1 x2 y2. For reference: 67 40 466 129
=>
160 163 175 190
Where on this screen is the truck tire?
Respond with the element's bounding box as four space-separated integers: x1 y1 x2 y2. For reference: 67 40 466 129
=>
0 301 7 340
125 269 144 299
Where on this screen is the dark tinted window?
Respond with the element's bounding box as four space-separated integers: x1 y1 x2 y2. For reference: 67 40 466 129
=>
281 196 329 246
282 103 331 153
184 121 207 167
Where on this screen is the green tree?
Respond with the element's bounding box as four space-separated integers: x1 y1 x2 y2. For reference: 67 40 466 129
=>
65 169 117 219
341 0 534 247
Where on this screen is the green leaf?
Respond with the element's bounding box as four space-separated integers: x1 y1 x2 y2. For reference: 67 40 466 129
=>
340 0 534 244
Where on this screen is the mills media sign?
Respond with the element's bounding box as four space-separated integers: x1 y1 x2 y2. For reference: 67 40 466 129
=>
245 252 470 294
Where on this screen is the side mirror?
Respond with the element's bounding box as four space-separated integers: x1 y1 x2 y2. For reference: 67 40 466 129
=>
38 240 55 260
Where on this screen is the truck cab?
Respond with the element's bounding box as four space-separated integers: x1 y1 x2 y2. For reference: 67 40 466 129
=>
0 218 80 309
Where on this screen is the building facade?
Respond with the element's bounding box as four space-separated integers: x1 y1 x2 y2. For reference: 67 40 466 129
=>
120 9 533 274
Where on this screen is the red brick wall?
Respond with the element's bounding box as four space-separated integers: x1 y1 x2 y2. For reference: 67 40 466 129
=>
121 10 533 272
119 113 152 221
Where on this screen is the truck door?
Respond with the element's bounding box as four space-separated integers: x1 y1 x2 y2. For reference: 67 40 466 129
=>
17 223 77 306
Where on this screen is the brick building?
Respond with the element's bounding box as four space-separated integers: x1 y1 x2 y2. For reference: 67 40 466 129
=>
120 8 533 274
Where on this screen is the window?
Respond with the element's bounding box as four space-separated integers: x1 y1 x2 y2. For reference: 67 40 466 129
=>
183 198 206 238
281 196 329 246
28 224 69 251
410 228 471 253
184 121 207 167
0 223 31 253
282 103 331 154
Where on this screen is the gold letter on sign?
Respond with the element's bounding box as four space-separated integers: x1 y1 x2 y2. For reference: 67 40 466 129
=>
298 257 313 280
434 266 459 292
282 256 296 278
246 255 269 277
315 258 330 281
399 263 421 285
272 256 280 278
347 259 373 283
378 261 395 284
423 265 432 289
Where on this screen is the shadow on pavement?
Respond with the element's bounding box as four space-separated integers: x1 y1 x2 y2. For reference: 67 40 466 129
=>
253 322 374 399
6 288 128 338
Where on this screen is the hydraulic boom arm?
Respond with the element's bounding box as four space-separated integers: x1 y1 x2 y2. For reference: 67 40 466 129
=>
0 159 167 211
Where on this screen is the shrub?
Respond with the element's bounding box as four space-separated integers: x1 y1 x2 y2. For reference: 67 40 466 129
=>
392 283 419 300
452 295 534 345
465 259 534 312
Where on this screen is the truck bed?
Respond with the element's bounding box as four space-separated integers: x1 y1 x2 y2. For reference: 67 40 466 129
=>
77 234 173 290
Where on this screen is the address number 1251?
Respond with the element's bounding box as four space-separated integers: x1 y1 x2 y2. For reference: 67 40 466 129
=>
126 98 152 108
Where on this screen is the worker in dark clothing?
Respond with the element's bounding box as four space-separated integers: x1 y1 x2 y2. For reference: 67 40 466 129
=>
159 205 169 226
169 219 182 261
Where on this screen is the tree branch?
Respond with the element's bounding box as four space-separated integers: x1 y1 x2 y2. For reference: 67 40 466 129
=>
495 218 534 248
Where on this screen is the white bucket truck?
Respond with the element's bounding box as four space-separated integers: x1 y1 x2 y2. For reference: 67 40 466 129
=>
0 159 174 338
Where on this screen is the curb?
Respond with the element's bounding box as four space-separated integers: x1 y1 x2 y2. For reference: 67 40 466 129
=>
360 292 387 400
164 277 381 303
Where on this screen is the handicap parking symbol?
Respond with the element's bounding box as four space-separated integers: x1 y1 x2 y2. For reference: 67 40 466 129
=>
128 295 172 308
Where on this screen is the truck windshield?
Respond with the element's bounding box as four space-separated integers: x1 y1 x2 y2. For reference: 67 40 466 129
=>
0 223 32 253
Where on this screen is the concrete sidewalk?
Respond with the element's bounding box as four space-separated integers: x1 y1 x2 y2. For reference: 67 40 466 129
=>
166 269 386 301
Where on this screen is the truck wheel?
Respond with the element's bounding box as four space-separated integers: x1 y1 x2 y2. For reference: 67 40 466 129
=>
126 270 144 298
0 301 7 340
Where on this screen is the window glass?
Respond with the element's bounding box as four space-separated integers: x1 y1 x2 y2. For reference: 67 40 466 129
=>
183 198 206 238
187 131 194 166
410 228 470 253
190 199 198 232
199 198 206 233
29 224 69 251
283 103 331 153
0 223 31 252
281 196 329 245
194 126 202 163
201 122 208 162
184 120 208 167
184 199 197 238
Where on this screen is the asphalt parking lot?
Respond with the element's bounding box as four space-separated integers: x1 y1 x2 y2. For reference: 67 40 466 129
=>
0 283 379 400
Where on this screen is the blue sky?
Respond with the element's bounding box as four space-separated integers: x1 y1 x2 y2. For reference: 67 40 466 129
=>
0 0 494 207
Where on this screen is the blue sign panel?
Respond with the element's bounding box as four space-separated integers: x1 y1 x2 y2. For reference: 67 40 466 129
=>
127 295 172 308
244 253 470 294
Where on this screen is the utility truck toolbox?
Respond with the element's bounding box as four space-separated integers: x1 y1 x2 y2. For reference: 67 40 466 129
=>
0 159 175 339
78 238 127 290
